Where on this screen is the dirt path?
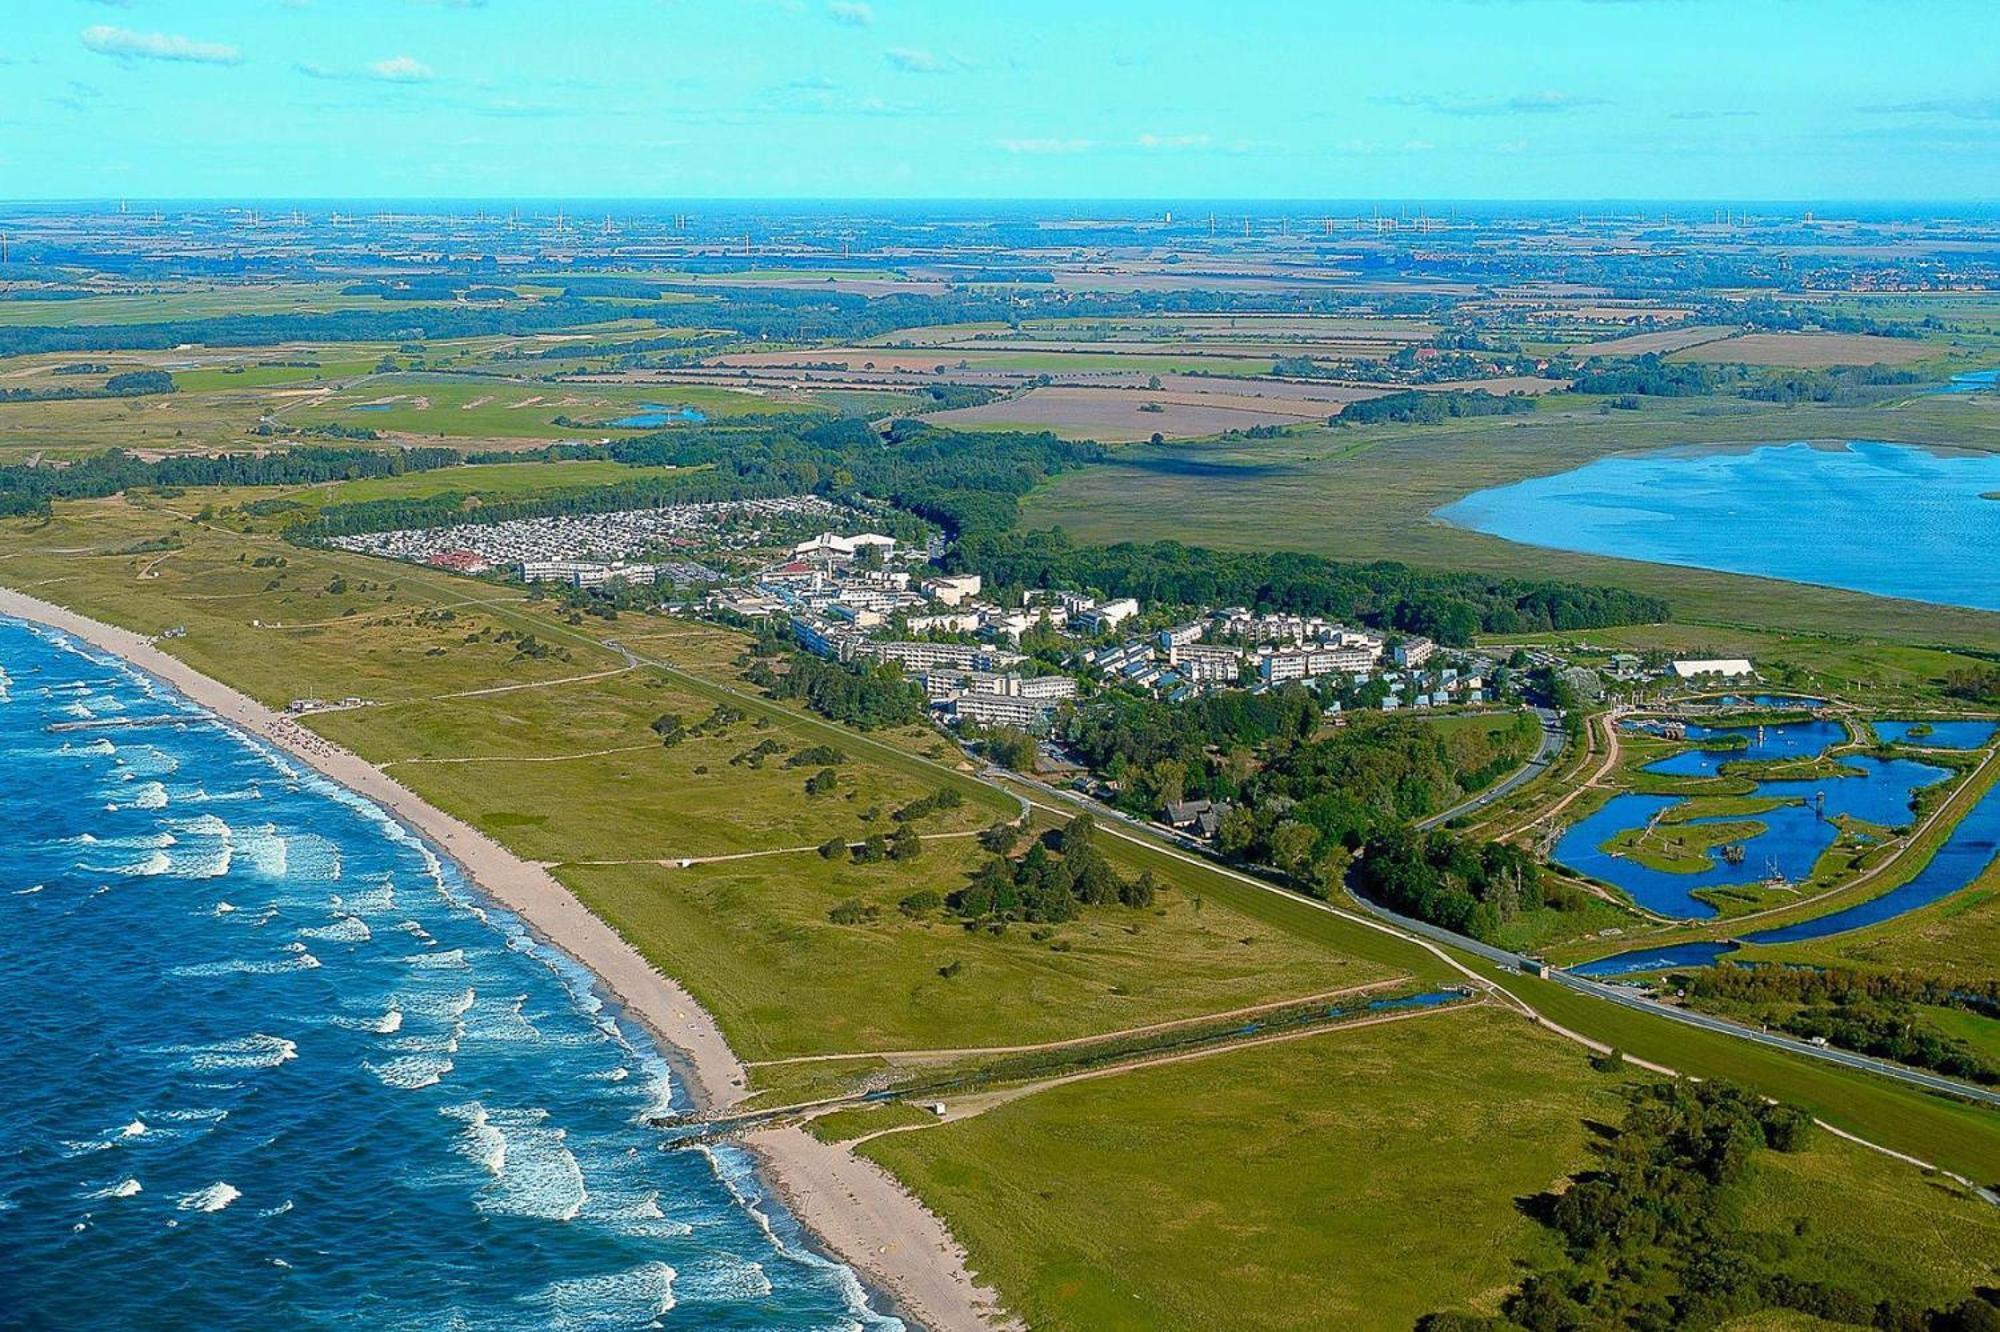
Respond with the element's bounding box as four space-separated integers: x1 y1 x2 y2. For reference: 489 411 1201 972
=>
747 978 1408 1068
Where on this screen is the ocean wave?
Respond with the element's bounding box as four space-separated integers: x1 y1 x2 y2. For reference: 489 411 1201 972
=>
365 1054 455 1090
178 1182 241 1213
525 1261 677 1332
335 881 398 915
677 1256 774 1304
13 884 43 896
299 915 371 945
108 781 169 812
403 948 467 971
151 1034 297 1072
85 1178 143 1201
444 1103 587 1222
169 951 320 977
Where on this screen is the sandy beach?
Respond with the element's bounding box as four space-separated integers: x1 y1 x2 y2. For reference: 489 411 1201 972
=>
0 585 1012 1332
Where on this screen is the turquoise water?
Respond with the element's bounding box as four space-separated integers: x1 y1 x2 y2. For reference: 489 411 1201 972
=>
1939 368 1999 395
1555 718 1952 919
1573 736 2000 976
0 620 898 1330
1874 719 1998 749
1435 441 2000 612
609 405 708 429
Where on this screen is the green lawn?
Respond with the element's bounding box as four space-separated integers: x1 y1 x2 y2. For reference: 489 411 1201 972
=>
865 1007 1634 1331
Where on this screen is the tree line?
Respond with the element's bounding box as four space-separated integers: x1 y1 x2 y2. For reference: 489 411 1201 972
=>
952 529 1670 643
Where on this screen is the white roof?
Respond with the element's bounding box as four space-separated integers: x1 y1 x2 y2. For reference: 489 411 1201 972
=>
1671 659 1754 679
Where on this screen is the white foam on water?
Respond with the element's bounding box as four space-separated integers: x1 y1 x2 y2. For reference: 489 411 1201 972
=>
213 901 236 915
120 1118 149 1139
699 1144 904 1331
233 825 289 878
178 1182 241 1213
403 948 467 971
14 884 43 896
442 1102 507 1176
524 1261 677 1332
677 1256 775 1304
397 920 436 945
151 1035 297 1072
335 880 397 915
118 782 169 812
365 1054 454 1090
169 951 320 977
300 915 371 945
86 1178 143 1200
123 850 173 877
261 1200 294 1218
446 1104 587 1222
58 1139 115 1158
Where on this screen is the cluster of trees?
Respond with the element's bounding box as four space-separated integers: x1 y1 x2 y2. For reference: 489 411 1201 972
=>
745 649 926 731
300 419 1101 546
1352 826 1586 941
1943 666 2000 704
0 368 175 404
1067 700 1543 890
1741 364 1924 404
939 814 1157 926
1422 1081 1998 1332
1334 389 1537 427
1729 298 1928 340
1570 354 1726 397
954 530 1669 644
1683 962 1999 1085
0 445 462 519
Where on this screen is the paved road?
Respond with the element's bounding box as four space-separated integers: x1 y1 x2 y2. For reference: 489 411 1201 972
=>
1417 707 1568 831
1336 891 2000 1110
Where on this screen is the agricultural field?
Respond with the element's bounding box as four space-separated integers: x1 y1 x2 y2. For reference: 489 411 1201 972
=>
1668 331 1941 366
924 385 1334 441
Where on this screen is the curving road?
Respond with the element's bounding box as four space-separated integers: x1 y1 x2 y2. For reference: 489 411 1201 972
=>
1417 707 1569 831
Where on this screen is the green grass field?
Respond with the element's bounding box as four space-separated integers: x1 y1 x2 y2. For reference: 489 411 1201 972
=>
865 1002 2000 1331
282 373 799 440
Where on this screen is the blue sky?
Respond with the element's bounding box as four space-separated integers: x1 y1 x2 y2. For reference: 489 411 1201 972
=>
2 0 1997 201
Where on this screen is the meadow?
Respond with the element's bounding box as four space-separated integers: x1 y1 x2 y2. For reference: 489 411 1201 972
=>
865 1002 2000 1332
1020 392 2000 650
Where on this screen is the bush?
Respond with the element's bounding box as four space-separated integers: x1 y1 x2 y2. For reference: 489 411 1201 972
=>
828 900 876 926
898 889 942 916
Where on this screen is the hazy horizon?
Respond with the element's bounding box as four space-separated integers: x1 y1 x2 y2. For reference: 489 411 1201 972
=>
5 0 1997 201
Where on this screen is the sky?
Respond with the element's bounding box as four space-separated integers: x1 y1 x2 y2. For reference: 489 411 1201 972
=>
1 0 1997 202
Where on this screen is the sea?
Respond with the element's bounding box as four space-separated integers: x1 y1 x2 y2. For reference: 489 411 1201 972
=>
0 618 902 1331
1435 440 2000 612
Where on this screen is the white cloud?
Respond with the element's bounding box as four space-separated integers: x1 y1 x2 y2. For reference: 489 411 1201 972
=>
82 25 243 66
885 47 961 74
829 1 874 25
1137 132 1211 151
1000 137 1096 154
370 55 436 83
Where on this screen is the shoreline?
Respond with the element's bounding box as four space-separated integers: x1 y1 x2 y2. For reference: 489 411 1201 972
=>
0 586 1011 1332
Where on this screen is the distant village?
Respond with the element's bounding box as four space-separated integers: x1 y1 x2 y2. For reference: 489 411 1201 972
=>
329 500 1757 765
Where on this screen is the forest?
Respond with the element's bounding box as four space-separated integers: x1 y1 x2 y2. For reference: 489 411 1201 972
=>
1350 825 1588 942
